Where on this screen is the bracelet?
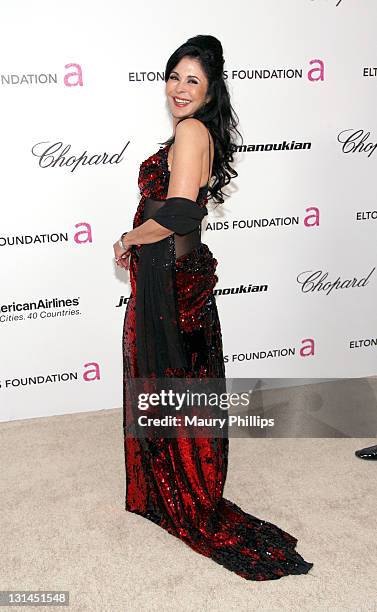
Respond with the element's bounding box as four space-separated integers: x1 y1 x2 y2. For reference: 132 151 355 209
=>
119 232 128 249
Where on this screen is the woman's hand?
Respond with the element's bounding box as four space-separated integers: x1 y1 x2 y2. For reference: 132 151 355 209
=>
113 238 131 270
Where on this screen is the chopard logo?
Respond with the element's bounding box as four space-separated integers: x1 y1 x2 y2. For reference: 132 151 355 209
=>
297 268 375 295
337 129 377 157
310 0 343 5
31 141 130 172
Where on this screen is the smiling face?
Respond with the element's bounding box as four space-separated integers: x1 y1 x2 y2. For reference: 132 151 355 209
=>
166 56 210 126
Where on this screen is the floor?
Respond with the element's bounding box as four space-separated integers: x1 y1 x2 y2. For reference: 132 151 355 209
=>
1 382 377 611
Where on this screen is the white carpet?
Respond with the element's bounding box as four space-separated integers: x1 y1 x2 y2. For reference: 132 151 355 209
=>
1 407 376 611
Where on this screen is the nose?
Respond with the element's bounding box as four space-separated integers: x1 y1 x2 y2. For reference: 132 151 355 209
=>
175 81 188 95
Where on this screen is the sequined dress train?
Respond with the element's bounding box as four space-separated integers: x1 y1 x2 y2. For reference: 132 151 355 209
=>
122 135 313 581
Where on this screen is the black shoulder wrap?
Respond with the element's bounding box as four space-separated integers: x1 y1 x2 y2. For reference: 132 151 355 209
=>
152 197 208 235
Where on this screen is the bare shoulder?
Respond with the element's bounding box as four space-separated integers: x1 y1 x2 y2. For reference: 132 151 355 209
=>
175 118 208 146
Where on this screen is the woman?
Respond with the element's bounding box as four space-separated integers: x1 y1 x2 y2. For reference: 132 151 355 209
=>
113 34 313 581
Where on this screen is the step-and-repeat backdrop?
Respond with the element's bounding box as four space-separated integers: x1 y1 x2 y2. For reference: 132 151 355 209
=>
1 0 376 421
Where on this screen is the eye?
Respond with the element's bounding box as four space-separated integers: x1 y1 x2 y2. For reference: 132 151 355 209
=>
169 75 178 80
188 79 199 84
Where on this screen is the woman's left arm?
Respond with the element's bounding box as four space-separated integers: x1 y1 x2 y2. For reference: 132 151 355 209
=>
114 119 207 265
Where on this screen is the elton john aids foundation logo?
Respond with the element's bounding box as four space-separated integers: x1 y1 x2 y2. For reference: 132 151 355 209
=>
206 205 322 234
0 223 94 248
224 338 318 364
1 62 85 88
0 362 102 390
130 58 327 84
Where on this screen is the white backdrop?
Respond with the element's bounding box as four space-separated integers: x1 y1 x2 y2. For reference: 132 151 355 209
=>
1 0 376 422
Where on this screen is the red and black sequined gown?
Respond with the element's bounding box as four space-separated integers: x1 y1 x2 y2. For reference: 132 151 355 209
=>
122 139 313 581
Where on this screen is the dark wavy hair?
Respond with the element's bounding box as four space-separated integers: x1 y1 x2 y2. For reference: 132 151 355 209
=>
162 34 243 206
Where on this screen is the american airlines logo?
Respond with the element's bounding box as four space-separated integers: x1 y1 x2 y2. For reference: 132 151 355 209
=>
0 297 80 313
